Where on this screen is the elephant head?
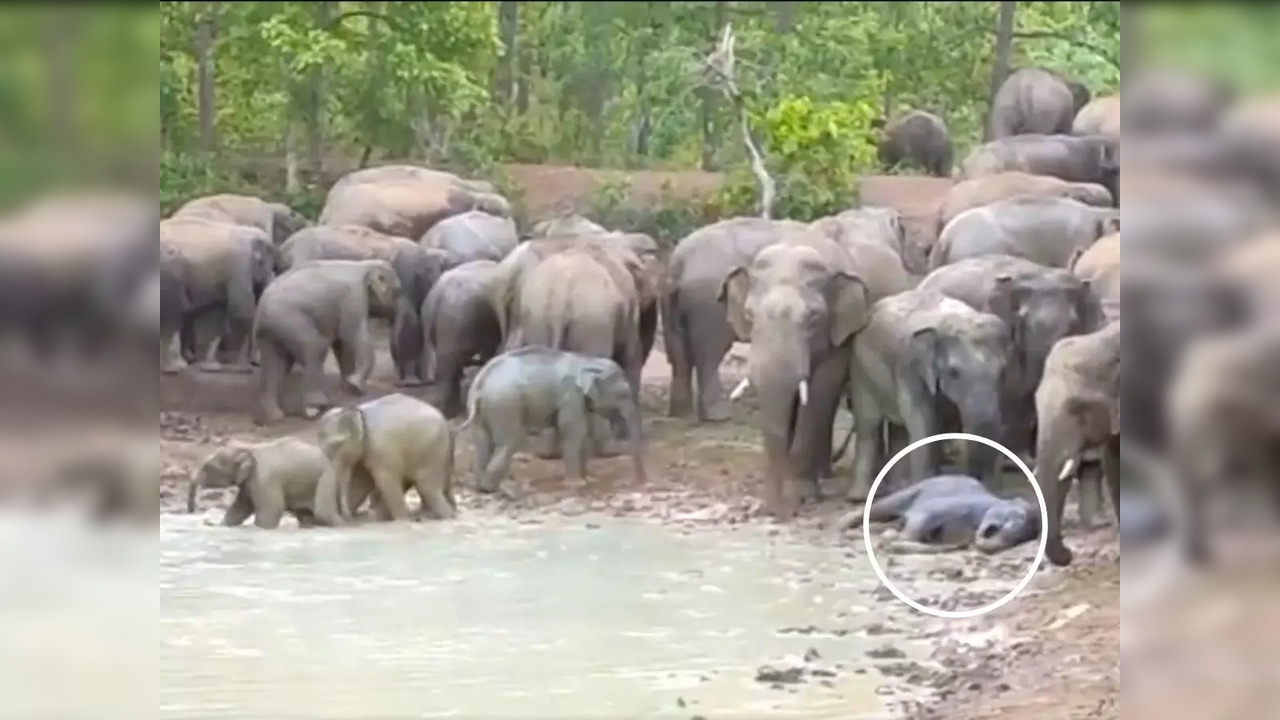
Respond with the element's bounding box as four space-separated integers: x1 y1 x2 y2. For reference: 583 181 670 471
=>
188 446 255 512
577 357 648 484
720 243 870 476
1063 182 1114 208
247 232 276 296
363 260 402 319
907 310 1012 444
317 405 366 517
1091 207 1121 239
989 272 1105 394
973 499 1041 554
266 202 310 245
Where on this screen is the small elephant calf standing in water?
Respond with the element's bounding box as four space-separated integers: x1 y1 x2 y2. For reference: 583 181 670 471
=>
188 437 340 529
316 393 457 523
461 346 648 495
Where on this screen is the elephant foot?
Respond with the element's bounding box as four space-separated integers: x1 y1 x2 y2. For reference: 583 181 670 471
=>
256 406 286 426
1045 542 1074 568
396 376 426 388
668 384 694 417
160 359 188 375
699 401 732 423
193 359 227 373
593 439 626 458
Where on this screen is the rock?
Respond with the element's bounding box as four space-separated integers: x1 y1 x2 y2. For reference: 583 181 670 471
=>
803 647 821 662
755 664 805 685
867 645 907 660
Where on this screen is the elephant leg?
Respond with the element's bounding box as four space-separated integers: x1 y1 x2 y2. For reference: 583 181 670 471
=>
332 339 362 396
298 339 332 416
790 352 848 499
898 385 938 484
1075 458 1105 529
368 465 411 521
160 330 187 374
664 301 695 418
256 337 289 425
846 382 886 502
214 317 254 373
475 419 521 495
434 352 466 419
557 406 592 481
688 309 734 423
471 422 495 491
1102 434 1121 525
190 309 226 371
252 503 284 530
883 423 912 494
413 470 456 520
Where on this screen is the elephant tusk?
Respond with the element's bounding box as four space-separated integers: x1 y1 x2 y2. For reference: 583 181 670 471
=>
1058 457 1077 481
798 380 808 406
729 377 751 401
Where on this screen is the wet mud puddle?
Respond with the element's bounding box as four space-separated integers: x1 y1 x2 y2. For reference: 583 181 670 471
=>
160 515 931 719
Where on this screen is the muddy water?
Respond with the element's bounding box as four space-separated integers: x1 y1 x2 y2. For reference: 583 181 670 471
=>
160 514 924 720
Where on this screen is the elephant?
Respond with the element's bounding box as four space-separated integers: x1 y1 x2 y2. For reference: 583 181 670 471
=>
316 393 457 523
319 176 510 242
188 437 338 529
958 134 1119 203
989 67 1089 139
1032 321 1121 567
327 165 496 197
874 110 953 177
171 194 309 246
720 231 874 516
662 217 811 421
836 474 1040 555
0 192 157 360
917 254 1104 445
843 289 1014 503
809 207 910 269
1124 69 1234 136
277 224 449 385
460 346 647 494
159 216 275 372
419 210 520 268
421 260 502 418
1166 320 1280 565
1214 233 1280 313
529 214 608 238
1068 232 1120 322
931 195 1119 271
934 172 1113 242
1072 94 1120 140
252 259 401 424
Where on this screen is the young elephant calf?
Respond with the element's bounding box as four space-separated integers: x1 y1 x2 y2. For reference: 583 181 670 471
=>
461 346 648 495
189 437 338 529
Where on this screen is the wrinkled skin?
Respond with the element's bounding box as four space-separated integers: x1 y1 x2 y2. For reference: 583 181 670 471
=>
1069 232 1120 322
320 176 510 241
837 475 1039 554
809 206 910 269
188 438 332 529
275 224 448 385
932 195 1119 271
721 233 873 516
529 214 608 238
1032 322 1121 567
1072 94 1120 140
171 193 309 246
958 134 1119 203
844 290 1013 502
0 192 157 361
989 67 1087 139
662 217 810 421
316 393 457 524
917 254 1105 458
419 210 520 268
1125 70 1234 136
253 259 401 424
160 217 275 373
460 346 647 495
421 260 503 417
934 172 1114 241
875 110 953 177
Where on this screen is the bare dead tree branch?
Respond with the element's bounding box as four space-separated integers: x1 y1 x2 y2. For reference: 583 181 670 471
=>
699 23 776 219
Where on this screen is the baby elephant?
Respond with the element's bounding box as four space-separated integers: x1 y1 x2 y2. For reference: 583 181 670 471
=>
837 475 1040 554
188 437 337 529
316 393 457 523
461 346 648 494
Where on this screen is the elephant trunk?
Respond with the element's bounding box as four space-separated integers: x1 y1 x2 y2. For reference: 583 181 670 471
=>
756 363 807 492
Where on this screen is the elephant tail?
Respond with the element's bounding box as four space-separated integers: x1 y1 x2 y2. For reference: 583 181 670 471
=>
458 392 480 431
658 282 689 371
444 426 458 510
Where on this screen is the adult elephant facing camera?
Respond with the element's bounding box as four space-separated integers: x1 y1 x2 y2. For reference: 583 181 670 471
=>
719 232 873 518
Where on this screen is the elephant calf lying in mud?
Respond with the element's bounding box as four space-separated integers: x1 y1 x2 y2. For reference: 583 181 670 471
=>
836 475 1040 555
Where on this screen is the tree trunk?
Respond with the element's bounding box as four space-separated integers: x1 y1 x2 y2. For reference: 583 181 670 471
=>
495 1 519 105
194 2 218 154
985 1 1017 142
284 122 300 194
699 1 726 171
306 1 333 186
633 5 654 160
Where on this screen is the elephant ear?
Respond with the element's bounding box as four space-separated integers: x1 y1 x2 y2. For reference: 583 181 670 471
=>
322 407 366 460
829 271 871 345
231 448 258 487
908 327 941 392
718 266 752 341
1074 280 1106 333
575 370 604 409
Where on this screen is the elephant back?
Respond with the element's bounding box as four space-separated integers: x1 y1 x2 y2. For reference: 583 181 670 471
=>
161 216 268 266
529 214 607 238
328 165 494 201
1072 95 1120 139
420 209 519 264
279 224 414 270
319 180 476 240
173 193 270 229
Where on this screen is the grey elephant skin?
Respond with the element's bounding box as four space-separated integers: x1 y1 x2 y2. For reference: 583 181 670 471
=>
931 195 1119 271
1072 95 1119 140
320 169 510 242
278 224 449 386
529 214 608 238
934 172 1113 242
839 475 1040 554
989 67 1089 139
844 289 1013 503
421 259 502 418
419 210 520 269
661 217 810 422
252 259 401 424
875 110 953 178
317 393 457 523
160 216 276 373
1032 321 1121 567
809 207 913 272
958 134 1118 203
917 254 1106 456
460 346 647 495
171 193 309 246
720 231 876 516
1069 232 1120 322
189 437 335 529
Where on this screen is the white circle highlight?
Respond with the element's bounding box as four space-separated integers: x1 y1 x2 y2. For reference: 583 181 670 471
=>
862 432 1046 619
